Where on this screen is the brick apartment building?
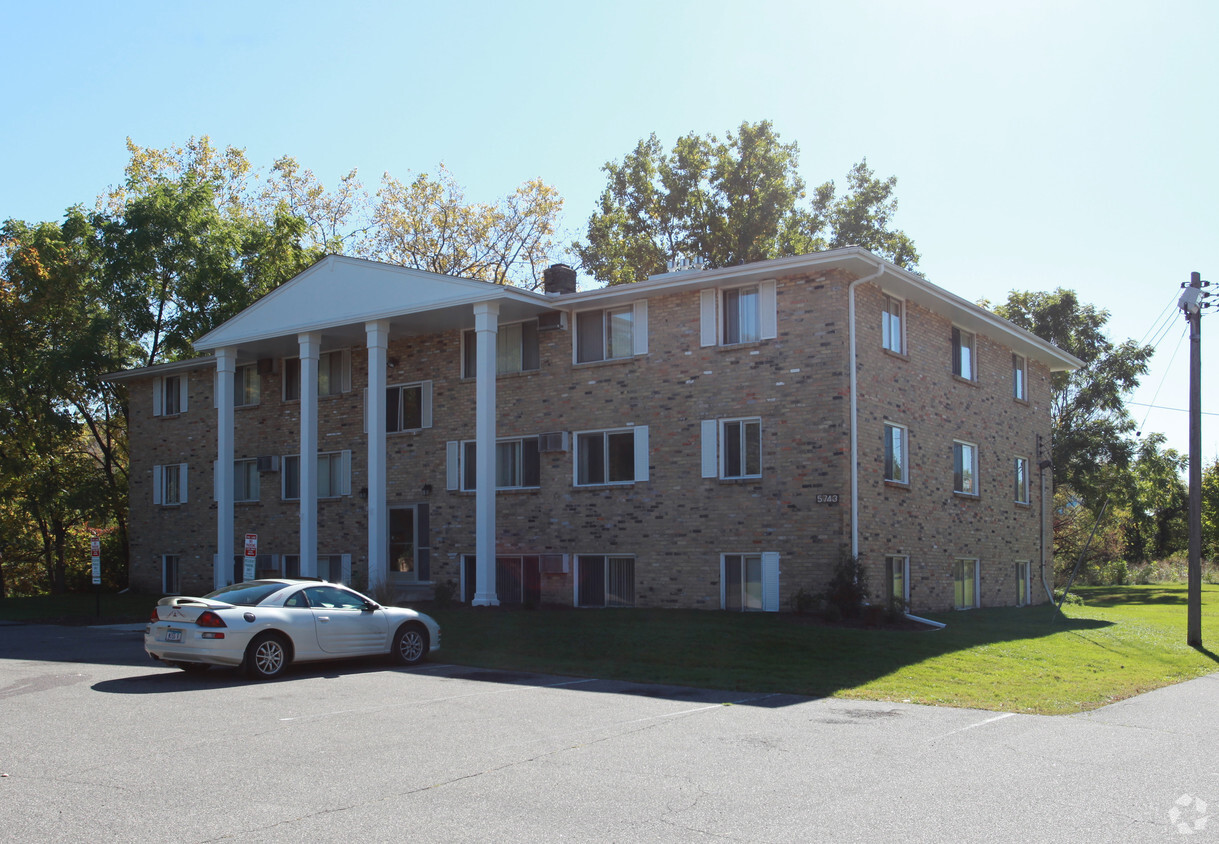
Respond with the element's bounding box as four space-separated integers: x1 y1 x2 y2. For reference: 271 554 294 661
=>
108 247 1081 613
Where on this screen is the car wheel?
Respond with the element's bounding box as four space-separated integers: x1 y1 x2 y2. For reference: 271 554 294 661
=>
244 632 289 680
391 624 428 666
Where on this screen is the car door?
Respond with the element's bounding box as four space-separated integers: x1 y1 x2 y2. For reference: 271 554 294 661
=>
304 585 388 655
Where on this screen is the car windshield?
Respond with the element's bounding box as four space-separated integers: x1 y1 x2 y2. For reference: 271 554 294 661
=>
202 581 289 606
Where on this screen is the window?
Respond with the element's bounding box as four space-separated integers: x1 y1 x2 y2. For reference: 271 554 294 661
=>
885 555 909 607
162 555 180 594
235 459 259 502
283 350 350 400
154 374 187 416
1016 561 1031 606
282 451 352 499
1014 456 1030 504
702 418 761 480
462 320 540 377
153 463 188 506
235 364 259 407
1012 353 1027 400
576 555 635 607
953 440 978 495
882 294 904 353
954 558 979 609
700 281 777 347
386 381 431 433
952 327 976 380
884 423 908 484
575 427 648 486
724 553 764 611
576 303 645 363
459 438 541 491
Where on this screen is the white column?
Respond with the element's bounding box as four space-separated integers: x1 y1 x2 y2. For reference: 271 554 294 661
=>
366 320 390 595
298 332 320 577
472 301 499 606
215 347 236 589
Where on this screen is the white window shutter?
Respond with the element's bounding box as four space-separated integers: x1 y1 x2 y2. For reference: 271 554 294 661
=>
153 464 163 504
153 379 163 417
340 349 352 393
421 380 433 428
341 554 352 585
633 300 649 356
446 442 460 490
339 450 352 496
700 420 718 478
179 377 188 414
700 289 717 347
761 551 780 612
759 279 778 340
179 464 189 504
634 425 649 482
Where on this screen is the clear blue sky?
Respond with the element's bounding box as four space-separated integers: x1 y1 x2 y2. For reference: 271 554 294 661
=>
3 0 1216 458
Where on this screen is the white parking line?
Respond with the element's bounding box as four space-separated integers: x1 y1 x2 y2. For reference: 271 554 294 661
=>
934 711 1016 739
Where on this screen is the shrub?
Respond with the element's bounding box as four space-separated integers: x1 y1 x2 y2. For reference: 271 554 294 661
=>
433 579 457 608
822 553 869 620
790 587 817 615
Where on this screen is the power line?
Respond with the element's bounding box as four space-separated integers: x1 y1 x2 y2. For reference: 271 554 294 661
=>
1128 401 1219 418
1134 324 1187 433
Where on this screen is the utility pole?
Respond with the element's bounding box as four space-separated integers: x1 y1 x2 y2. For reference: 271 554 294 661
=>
1180 271 1208 648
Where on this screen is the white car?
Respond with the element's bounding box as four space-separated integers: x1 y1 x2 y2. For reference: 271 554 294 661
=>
145 579 440 680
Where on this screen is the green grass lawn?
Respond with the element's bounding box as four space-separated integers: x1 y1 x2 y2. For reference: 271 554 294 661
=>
428 584 1219 715
3 585 1216 715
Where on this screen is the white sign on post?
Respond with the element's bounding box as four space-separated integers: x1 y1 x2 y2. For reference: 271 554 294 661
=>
90 538 102 586
243 533 257 582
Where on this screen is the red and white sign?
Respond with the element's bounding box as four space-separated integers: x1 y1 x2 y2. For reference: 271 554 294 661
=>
90 539 102 585
243 534 257 581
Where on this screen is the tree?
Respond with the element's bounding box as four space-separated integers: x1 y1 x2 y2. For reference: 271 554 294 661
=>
362 164 565 289
990 289 1155 508
259 155 372 254
1203 458 1219 561
575 121 919 286
1123 433 1189 563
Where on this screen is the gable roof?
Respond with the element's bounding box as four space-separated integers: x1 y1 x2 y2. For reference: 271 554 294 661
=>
193 255 554 357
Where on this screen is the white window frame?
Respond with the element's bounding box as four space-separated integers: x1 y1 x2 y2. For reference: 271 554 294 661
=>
461 319 540 378
574 555 636 608
234 458 259 503
281 451 352 500
1016 560 1031 606
882 293 905 354
1014 456 1030 504
1012 353 1027 401
954 558 980 609
720 551 780 612
153 463 188 506
884 423 908 484
573 426 649 487
700 280 777 347
953 440 979 496
885 555 910 607
162 554 180 594
372 380 433 434
701 418 762 480
235 363 260 407
283 349 351 401
952 327 976 380
574 301 648 363
153 374 188 417
453 436 541 491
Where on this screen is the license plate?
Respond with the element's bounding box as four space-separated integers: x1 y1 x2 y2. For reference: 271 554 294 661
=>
166 629 182 642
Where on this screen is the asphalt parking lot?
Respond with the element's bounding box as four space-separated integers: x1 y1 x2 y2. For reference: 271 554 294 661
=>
1 622 1216 842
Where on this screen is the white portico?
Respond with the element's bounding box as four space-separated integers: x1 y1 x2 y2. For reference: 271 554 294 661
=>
195 255 562 603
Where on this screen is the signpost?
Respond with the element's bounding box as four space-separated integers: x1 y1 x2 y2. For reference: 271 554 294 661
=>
244 534 258 582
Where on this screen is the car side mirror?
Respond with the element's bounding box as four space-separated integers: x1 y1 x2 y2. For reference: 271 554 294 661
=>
363 600 379 612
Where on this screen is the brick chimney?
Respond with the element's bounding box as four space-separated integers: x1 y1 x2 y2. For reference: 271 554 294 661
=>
542 263 577 296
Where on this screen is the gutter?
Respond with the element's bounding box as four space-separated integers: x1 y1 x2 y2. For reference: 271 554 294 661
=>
904 612 947 630
847 258 887 559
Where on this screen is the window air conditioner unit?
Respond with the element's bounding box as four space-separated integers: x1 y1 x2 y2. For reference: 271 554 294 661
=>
537 311 567 332
256 455 280 473
538 431 569 453
540 554 568 574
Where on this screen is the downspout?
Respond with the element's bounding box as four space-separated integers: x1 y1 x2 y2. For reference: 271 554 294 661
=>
848 259 946 632
1040 462 1055 603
